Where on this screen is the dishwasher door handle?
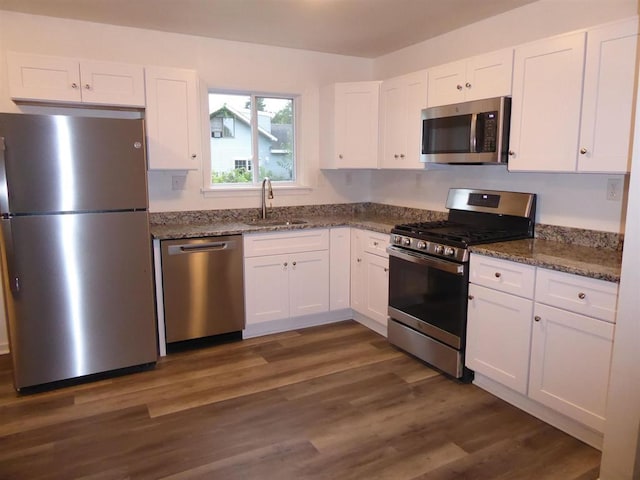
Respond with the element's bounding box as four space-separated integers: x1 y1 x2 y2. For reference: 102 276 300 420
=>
167 241 233 255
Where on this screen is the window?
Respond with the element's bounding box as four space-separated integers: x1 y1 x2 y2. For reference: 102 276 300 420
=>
209 92 296 186
211 116 235 138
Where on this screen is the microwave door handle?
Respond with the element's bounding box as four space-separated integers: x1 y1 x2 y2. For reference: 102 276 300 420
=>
470 113 477 153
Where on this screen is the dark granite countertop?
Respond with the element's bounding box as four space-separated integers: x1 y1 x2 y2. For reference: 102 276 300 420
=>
470 239 623 283
149 213 401 240
149 203 623 283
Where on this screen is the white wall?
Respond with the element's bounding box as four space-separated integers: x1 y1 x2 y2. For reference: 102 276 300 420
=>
0 10 374 213
371 0 637 232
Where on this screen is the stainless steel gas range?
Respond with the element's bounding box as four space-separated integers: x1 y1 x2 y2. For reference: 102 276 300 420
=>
386 188 537 381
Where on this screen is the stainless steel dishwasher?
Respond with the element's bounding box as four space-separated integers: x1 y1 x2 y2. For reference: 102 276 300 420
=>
160 235 245 344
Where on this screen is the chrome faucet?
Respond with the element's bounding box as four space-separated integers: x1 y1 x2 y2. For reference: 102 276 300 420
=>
261 177 274 219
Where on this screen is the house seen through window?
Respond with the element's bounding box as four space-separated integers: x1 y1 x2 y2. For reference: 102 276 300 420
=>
209 92 295 185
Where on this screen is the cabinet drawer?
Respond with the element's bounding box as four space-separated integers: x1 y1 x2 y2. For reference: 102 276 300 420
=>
244 229 329 257
362 231 389 257
470 254 535 298
535 268 618 323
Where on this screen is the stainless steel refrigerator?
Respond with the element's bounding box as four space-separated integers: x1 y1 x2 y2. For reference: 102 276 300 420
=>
0 113 157 391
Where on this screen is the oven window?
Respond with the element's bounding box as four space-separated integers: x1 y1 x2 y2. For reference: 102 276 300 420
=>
422 114 472 154
388 255 468 341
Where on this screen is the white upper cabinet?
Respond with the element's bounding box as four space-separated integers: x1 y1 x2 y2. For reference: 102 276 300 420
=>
321 82 380 169
427 49 513 107
578 18 639 173
379 70 428 169
7 52 145 107
145 66 202 170
508 32 586 172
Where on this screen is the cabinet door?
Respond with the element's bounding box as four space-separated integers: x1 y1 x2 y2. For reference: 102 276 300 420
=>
290 250 330 317
244 254 290 324
509 32 586 172
379 71 427 169
427 60 466 107
79 61 145 107
7 52 81 103
529 303 614 432
350 229 366 315
465 49 513 101
145 66 202 170
334 82 379 168
466 283 533 394
578 18 638 173
364 252 389 328
329 227 351 310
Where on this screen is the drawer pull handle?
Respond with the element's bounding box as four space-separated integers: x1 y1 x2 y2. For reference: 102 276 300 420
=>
494 272 502 278
534 316 541 322
578 292 586 300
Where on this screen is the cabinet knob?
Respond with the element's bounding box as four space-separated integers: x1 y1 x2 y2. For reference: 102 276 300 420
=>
357 258 362 263
580 147 588 155
394 154 399 159
400 154 405 158
283 262 288 267
292 261 297 266
468 295 474 300
384 267 388 273
578 292 586 300
534 316 541 322
494 272 502 278
84 84 91 90
465 82 472 88
373 241 379 246
191 153 197 159
71 83 78 89
456 84 463 91
508 150 515 156
338 154 343 159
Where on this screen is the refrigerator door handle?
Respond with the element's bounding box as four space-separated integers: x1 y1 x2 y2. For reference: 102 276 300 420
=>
0 137 9 216
1 219 20 293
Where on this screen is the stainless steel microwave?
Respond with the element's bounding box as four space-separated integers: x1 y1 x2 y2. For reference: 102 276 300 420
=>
420 96 511 165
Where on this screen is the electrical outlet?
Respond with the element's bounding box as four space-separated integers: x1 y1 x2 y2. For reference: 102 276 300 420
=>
171 175 187 191
607 178 623 201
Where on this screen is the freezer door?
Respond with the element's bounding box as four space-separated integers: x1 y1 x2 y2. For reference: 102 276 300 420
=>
1 211 157 390
0 113 147 214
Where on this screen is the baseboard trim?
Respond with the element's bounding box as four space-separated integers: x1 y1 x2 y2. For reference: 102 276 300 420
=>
352 311 387 337
243 309 353 339
474 373 604 450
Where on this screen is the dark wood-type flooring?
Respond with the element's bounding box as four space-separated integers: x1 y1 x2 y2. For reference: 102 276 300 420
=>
0 320 600 479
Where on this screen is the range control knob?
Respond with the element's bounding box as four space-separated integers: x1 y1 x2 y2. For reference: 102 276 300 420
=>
434 245 444 255
444 247 455 256
393 235 402 244
402 237 411 246
416 241 427 250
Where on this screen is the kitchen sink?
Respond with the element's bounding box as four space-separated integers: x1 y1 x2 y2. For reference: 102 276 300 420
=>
243 218 308 226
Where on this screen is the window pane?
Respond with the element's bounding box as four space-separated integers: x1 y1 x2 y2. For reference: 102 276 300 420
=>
258 97 295 182
209 93 252 184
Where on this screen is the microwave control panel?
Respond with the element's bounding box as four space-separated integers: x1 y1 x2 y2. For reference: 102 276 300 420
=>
478 111 498 152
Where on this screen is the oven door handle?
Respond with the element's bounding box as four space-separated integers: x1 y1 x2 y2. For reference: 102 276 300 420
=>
387 245 466 275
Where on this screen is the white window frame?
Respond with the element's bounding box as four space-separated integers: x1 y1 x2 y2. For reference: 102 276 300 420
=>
204 90 307 196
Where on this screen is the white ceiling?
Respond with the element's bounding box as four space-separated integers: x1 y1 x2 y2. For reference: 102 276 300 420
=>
0 0 538 58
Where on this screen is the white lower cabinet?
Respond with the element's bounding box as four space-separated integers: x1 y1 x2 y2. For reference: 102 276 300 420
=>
529 303 614 432
467 253 618 441
466 283 533 394
351 229 389 334
329 227 351 311
244 230 329 330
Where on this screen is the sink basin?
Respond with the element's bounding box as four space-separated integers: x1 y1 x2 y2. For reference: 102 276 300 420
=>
243 218 308 226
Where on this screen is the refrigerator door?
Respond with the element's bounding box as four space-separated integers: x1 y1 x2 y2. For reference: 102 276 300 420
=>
0 113 147 215
1 211 157 390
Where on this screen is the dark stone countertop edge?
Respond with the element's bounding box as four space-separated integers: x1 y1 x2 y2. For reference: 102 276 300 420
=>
469 239 622 283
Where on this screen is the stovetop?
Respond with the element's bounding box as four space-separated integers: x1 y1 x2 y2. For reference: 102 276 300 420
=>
389 188 537 263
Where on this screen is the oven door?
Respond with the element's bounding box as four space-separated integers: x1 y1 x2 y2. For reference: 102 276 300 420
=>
387 245 469 350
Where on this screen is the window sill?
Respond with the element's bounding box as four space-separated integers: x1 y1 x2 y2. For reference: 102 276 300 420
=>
201 184 313 198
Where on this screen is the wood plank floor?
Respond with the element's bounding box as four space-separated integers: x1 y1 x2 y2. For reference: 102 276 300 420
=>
0 320 600 479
